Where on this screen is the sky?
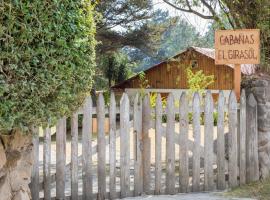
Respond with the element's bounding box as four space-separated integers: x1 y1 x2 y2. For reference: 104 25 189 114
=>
153 0 212 35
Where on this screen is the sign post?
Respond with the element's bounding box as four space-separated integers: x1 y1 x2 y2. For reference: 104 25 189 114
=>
215 29 260 100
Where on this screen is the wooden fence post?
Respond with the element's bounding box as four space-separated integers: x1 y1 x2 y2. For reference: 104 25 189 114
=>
192 92 201 192
239 90 247 185
155 94 162 195
166 93 175 194
109 92 117 199
43 127 51 200
71 113 78 200
134 93 143 196
120 93 130 198
217 91 226 190
82 97 92 200
97 93 106 200
204 91 214 191
56 117 66 200
228 91 238 187
30 127 39 200
142 94 151 194
246 93 259 182
179 92 189 193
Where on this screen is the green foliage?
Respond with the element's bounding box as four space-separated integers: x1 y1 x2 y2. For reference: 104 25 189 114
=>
0 1 96 132
186 67 215 94
99 52 134 88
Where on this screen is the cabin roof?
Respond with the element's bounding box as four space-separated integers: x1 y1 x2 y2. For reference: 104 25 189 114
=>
111 46 256 89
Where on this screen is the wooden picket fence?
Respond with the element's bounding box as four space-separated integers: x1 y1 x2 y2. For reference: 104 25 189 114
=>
30 90 260 200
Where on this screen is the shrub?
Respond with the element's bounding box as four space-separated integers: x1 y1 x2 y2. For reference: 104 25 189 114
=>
0 1 96 133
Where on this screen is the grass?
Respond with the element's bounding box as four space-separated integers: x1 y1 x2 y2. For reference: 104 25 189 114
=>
225 178 270 200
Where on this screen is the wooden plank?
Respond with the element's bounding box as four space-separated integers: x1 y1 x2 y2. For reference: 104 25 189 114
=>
82 97 92 200
155 94 162 195
142 94 151 194
109 92 117 199
120 93 130 198
97 93 106 200
246 93 259 182
204 91 214 191
179 92 189 193
192 92 201 192
217 91 226 190
239 90 247 185
44 127 51 200
134 93 143 196
56 117 66 199
166 93 175 194
228 91 238 187
71 113 78 200
30 127 39 200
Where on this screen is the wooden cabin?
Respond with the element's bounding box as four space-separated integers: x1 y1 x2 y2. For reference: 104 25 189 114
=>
111 47 256 101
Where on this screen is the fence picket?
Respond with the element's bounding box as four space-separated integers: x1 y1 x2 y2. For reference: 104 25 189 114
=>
142 94 151 194
134 93 143 196
97 94 106 200
165 93 175 194
109 93 117 199
217 91 226 190
179 92 189 193
155 94 162 195
239 90 247 185
228 91 238 187
71 113 78 200
82 97 92 200
120 93 130 198
246 93 259 182
56 117 66 199
30 127 39 200
204 91 214 191
192 92 201 192
44 127 51 200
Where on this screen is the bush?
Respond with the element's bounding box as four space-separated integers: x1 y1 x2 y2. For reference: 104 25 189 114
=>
0 1 96 133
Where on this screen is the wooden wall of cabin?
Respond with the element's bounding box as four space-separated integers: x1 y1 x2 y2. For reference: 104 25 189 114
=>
126 51 234 90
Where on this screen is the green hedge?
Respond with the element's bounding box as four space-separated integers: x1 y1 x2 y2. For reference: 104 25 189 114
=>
0 1 96 133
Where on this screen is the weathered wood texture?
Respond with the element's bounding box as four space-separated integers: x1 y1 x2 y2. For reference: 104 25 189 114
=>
217 91 226 190
71 113 78 200
192 92 201 192
204 91 214 191
120 93 130 198
56 117 66 200
142 94 151 194
97 94 106 200
239 90 247 185
155 94 162 195
228 91 238 187
109 93 117 199
43 127 51 200
30 127 39 200
246 93 259 182
165 94 175 194
82 97 92 200
134 93 143 196
179 92 189 193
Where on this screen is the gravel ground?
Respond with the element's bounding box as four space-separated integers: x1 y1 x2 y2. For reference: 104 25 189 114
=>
123 193 256 200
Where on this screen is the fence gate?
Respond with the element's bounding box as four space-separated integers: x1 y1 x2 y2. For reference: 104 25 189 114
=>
30 90 260 200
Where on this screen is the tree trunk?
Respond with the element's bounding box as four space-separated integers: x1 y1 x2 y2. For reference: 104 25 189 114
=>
0 129 33 200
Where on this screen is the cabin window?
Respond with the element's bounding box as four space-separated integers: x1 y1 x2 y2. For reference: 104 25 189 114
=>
190 60 198 68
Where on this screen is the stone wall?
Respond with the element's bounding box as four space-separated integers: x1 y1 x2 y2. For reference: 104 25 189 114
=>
0 130 33 200
244 76 270 179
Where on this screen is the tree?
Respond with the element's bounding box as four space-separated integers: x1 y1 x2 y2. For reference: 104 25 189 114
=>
100 52 134 88
96 1 176 56
0 1 96 133
162 0 270 67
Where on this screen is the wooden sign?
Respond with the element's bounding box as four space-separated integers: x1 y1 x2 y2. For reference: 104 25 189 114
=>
215 29 260 65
